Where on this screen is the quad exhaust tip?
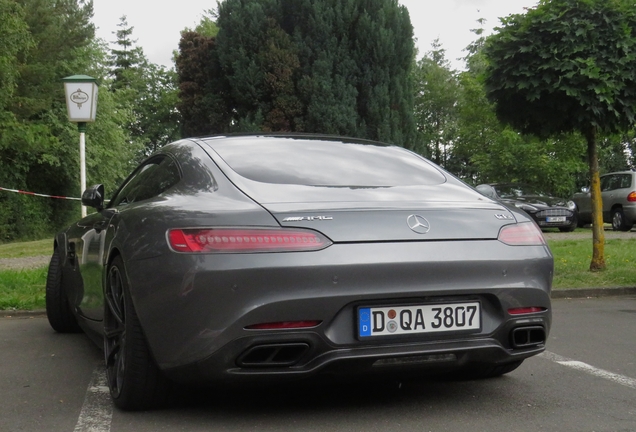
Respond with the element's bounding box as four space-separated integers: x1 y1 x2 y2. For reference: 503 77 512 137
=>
511 326 545 348
237 343 310 367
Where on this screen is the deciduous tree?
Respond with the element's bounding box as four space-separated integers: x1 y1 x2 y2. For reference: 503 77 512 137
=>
412 39 459 165
484 0 636 270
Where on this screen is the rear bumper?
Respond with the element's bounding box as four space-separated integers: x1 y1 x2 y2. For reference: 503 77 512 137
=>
125 239 553 378
163 317 548 384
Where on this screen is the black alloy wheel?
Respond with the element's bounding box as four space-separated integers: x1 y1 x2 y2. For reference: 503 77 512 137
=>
45 248 81 333
104 256 169 410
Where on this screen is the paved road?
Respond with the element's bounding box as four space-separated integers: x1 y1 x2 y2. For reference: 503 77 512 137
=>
1 297 635 432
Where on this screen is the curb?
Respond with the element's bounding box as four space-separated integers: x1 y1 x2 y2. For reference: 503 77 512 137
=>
2 287 635 318
0 309 47 318
550 286 636 299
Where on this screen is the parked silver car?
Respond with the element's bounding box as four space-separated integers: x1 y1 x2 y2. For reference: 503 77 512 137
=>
572 170 636 231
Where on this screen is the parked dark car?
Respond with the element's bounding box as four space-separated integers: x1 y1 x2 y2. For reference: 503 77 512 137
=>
46 134 553 410
476 183 578 232
572 171 636 231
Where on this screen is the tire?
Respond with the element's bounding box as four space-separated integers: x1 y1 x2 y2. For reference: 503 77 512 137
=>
104 256 170 410
45 248 81 333
611 208 634 232
455 360 524 380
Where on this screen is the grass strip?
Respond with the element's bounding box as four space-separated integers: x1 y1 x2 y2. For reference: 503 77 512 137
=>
0 267 47 310
0 239 52 259
549 238 636 289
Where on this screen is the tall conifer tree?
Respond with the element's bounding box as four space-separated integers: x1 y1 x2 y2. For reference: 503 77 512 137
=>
177 0 416 146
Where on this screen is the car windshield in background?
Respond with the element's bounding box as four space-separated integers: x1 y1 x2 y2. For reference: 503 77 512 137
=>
207 136 446 187
494 184 545 199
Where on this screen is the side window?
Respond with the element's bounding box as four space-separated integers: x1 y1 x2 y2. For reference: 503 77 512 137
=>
109 156 181 207
608 175 622 191
619 174 632 189
600 176 613 192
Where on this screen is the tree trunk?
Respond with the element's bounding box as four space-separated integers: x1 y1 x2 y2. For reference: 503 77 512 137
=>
585 126 605 271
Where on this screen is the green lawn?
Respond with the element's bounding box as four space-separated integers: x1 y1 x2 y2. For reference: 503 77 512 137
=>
0 237 635 310
0 267 48 310
549 238 636 289
0 239 52 259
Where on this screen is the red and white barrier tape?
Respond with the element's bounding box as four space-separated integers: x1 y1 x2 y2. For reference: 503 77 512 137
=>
0 186 81 201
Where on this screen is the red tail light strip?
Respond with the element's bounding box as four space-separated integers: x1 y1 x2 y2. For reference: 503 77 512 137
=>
245 320 322 330
498 222 546 246
627 191 636 202
508 307 547 315
168 228 331 253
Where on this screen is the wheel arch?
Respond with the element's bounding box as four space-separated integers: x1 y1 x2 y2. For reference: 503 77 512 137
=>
53 232 68 266
610 203 624 213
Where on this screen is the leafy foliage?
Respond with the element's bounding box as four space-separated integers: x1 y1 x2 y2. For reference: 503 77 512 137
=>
176 31 232 137
0 1 145 242
109 16 181 158
177 0 416 146
483 0 636 270
412 40 459 164
484 0 636 138
109 16 145 90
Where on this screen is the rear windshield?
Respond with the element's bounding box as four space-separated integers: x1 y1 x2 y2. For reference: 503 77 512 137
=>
205 136 446 187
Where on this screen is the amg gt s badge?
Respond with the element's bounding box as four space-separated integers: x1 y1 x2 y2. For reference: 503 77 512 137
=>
407 214 431 234
494 214 514 220
282 216 334 222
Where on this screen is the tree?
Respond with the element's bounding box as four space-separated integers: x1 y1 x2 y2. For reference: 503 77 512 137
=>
108 16 180 157
445 21 586 194
109 16 145 90
177 0 416 146
0 0 33 115
176 31 231 137
0 0 144 241
412 39 459 165
484 0 636 271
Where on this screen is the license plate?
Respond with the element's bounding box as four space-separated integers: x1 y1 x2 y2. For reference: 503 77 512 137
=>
546 216 566 222
358 302 480 338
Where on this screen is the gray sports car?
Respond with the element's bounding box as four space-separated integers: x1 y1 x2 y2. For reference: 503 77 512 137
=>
46 134 553 410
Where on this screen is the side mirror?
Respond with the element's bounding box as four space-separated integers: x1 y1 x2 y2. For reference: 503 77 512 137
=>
580 186 590 193
81 184 105 211
476 184 497 199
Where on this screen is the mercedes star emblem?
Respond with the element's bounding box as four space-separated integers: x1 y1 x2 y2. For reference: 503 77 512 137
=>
407 214 431 234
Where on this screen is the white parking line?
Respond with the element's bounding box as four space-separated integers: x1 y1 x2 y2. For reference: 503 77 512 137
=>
74 366 113 432
540 351 636 390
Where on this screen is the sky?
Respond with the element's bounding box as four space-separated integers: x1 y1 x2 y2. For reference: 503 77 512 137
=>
92 0 539 71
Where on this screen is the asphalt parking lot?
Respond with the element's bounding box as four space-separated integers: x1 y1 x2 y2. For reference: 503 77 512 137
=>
1 296 635 432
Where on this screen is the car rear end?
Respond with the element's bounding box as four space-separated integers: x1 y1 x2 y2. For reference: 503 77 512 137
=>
128 135 553 383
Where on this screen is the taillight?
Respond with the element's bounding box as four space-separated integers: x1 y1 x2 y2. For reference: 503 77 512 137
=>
168 228 332 253
498 222 546 246
245 320 322 330
628 191 636 202
508 307 547 315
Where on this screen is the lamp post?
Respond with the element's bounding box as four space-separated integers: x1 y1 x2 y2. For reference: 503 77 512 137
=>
62 75 98 218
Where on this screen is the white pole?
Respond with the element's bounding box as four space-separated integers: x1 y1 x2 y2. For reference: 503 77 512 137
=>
80 130 87 218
